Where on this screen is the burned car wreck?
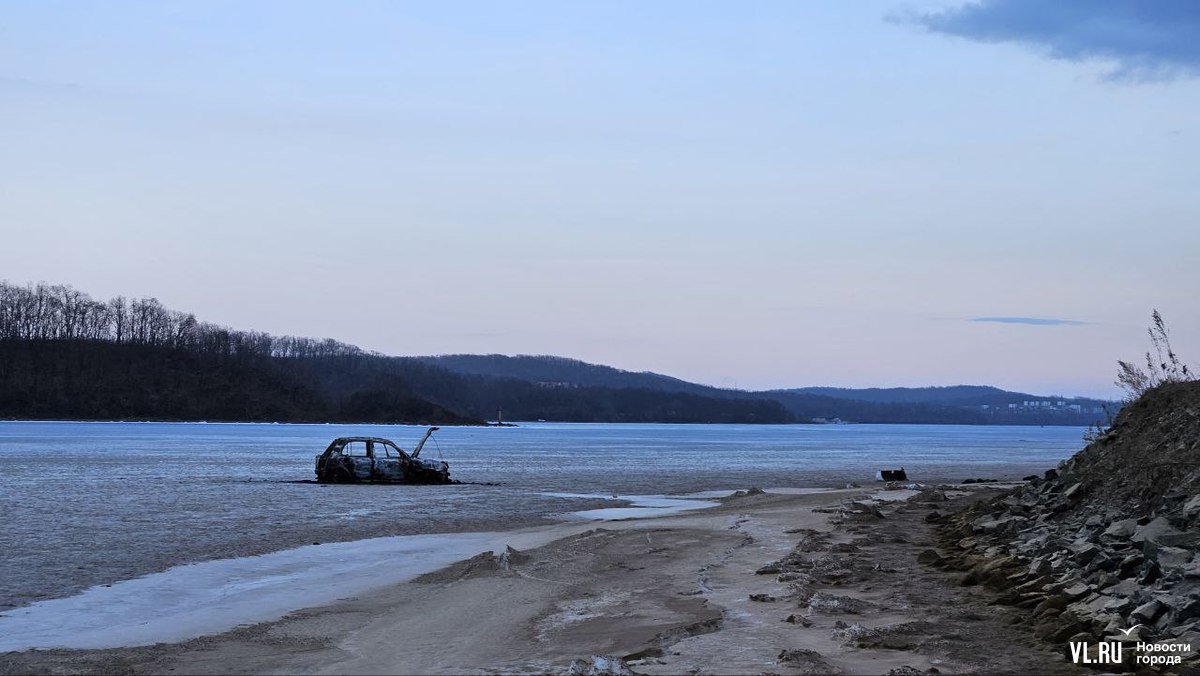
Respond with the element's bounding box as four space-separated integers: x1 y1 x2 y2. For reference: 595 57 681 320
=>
315 427 451 484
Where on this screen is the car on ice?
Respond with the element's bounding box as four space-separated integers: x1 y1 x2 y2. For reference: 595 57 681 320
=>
315 427 451 484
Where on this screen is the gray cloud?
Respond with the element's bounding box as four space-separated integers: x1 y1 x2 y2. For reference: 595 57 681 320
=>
901 0 1200 81
972 316 1089 327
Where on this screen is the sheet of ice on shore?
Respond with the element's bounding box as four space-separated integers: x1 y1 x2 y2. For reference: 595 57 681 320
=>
0 530 521 651
0 492 729 651
541 492 720 520
679 487 844 499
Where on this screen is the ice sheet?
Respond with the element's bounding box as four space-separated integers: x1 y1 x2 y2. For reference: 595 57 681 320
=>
551 494 721 520
0 532 516 651
0 493 717 652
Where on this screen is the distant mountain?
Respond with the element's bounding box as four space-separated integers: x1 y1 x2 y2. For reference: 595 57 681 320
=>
419 354 736 397
764 391 990 425
785 385 1017 405
770 386 1112 425
0 282 794 425
422 354 1114 426
779 385 1109 408
0 281 1115 427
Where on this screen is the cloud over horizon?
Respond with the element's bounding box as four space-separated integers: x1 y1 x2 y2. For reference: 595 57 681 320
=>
972 317 1089 327
904 0 1200 81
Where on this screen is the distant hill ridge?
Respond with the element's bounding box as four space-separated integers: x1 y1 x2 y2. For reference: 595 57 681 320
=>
779 385 1102 407
0 281 1112 426
0 282 792 424
420 354 731 396
419 354 1112 426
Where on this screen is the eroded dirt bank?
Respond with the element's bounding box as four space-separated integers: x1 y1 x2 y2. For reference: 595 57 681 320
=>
927 381 1200 674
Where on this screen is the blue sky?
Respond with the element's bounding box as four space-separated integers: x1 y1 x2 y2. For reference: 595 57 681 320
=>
2 1 1197 398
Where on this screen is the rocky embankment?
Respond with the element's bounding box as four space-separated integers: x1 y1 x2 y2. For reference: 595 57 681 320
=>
928 382 1200 670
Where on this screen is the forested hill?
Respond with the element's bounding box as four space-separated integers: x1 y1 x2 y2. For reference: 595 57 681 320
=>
0 281 1112 426
418 354 1114 426
0 282 794 424
0 340 476 424
769 386 1112 425
782 385 1108 408
790 385 1014 405
420 354 726 396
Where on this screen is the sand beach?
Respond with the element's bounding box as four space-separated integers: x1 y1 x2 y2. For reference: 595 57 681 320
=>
0 485 1082 675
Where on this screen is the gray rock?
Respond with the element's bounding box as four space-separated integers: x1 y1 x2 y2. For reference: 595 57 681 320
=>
911 489 948 503
1084 552 1116 574
1138 561 1163 585
1174 597 1200 623
1070 542 1101 564
784 614 813 627
1034 595 1069 616
971 514 1020 534
1132 516 1181 544
1103 596 1133 613
1160 530 1200 548
1070 593 1112 617
1104 518 1138 539
1175 631 1200 659
1106 578 1141 597
1062 582 1093 599
1154 546 1194 569
1118 553 1145 577
1183 495 1200 520
1132 599 1165 623
776 648 839 674
1028 556 1053 576
1094 571 1119 590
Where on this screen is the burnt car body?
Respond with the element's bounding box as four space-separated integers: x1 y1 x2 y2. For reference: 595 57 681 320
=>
315 427 451 484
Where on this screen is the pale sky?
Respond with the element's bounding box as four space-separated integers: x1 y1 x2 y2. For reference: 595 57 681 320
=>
2 1 1197 399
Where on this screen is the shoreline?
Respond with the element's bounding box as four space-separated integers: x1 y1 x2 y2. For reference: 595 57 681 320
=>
0 492 728 652
0 419 1093 428
1 483 1085 675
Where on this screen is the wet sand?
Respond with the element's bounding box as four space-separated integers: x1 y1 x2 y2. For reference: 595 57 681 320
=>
0 486 1084 675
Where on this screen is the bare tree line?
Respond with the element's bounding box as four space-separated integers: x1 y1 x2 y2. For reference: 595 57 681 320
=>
0 281 362 360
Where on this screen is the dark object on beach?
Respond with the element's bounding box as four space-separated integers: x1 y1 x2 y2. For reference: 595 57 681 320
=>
777 648 836 671
961 478 997 484
315 427 451 484
876 468 907 482
783 614 813 627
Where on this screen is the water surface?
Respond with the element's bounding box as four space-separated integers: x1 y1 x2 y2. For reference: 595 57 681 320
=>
0 421 1084 609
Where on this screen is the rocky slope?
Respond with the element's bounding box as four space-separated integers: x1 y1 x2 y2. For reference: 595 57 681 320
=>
930 381 1200 670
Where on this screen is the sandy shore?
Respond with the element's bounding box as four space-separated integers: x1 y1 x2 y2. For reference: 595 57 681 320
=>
1 486 1084 675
